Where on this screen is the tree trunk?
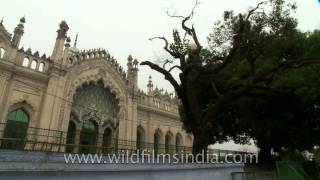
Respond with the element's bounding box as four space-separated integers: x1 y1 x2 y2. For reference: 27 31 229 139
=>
192 131 208 156
258 143 273 163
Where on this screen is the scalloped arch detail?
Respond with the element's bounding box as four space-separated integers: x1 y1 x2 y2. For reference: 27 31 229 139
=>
67 70 127 119
8 98 36 112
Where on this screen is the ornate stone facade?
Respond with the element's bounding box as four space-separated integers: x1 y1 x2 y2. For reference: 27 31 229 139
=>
0 18 192 152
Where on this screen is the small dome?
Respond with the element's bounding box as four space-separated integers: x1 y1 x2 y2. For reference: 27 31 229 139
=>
59 20 69 30
20 17 26 23
66 37 71 43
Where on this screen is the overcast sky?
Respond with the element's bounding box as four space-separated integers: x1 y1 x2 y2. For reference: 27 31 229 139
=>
1 0 319 150
1 0 319 92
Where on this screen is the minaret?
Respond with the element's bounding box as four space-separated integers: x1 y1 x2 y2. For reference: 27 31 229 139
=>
147 75 153 94
132 58 139 91
51 20 69 64
127 55 139 92
11 17 25 48
61 37 71 66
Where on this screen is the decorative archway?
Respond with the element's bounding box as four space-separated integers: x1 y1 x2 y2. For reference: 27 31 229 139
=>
66 67 127 119
67 80 121 154
1 108 29 150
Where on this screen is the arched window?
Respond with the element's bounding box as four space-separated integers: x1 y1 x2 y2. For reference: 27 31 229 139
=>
0 47 6 59
66 121 76 153
80 119 98 154
1 108 29 150
30 60 37 69
165 131 173 154
176 133 183 153
103 128 112 154
154 129 162 155
22 57 30 67
38 62 45 72
136 126 145 152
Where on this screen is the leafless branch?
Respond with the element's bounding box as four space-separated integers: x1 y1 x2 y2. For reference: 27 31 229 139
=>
246 1 266 21
163 59 173 69
168 65 182 72
166 0 200 19
149 37 180 58
166 0 202 52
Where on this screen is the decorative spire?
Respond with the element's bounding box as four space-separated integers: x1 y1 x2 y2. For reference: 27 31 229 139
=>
148 75 152 83
57 20 69 39
127 54 133 69
147 75 153 93
20 16 26 24
133 58 139 69
128 54 133 62
65 37 71 48
73 33 78 48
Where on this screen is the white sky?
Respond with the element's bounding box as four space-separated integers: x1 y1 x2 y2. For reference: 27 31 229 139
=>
1 0 319 150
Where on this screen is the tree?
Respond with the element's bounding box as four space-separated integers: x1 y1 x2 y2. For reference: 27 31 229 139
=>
141 0 320 157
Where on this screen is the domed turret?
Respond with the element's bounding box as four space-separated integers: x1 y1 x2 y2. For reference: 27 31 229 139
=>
11 16 25 48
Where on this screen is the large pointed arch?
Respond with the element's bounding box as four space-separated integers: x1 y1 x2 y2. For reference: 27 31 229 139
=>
154 128 163 155
66 69 127 122
65 120 76 153
136 125 145 151
102 127 113 154
79 119 98 154
175 133 183 153
165 131 174 154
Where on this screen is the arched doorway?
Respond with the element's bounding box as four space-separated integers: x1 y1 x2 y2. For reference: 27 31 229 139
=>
1 108 29 150
70 80 120 153
136 126 145 152
165 131 173 154
80 119 98 154
66 121 76 153
154 129 162 155
175 133 183 153
103 128 112 153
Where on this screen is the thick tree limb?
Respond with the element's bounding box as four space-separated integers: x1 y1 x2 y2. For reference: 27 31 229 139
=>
253 58 320 83
140 61 181 95
212 82 222 97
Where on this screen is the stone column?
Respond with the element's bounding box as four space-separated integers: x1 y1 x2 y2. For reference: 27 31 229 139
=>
0 71 12 123
96 127 104 154
73 128 81 153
